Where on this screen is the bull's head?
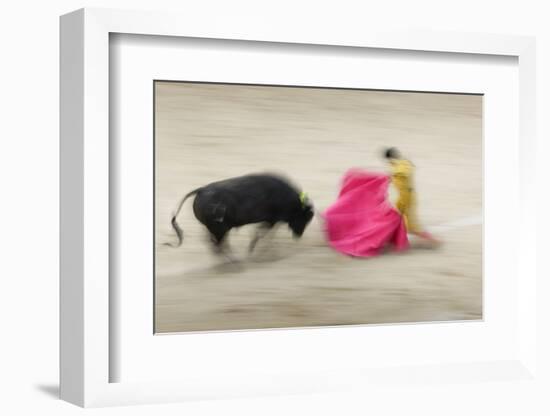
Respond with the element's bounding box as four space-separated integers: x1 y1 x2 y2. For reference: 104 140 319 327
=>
289 193 314 237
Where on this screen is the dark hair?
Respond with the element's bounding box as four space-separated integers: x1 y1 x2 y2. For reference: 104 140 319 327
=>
289 205 314 238
384 147 401 159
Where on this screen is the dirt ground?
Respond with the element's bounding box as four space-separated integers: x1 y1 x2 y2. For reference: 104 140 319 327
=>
154 82 482 333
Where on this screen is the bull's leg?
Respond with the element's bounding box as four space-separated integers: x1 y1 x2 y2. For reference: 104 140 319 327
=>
209 227 228 251
206 223 236 261
209 234 224 253
248 222 273 253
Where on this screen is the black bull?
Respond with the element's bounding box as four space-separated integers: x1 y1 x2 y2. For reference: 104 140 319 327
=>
167 174 315 252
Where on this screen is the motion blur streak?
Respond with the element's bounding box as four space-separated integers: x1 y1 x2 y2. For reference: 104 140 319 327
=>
155 81 482 333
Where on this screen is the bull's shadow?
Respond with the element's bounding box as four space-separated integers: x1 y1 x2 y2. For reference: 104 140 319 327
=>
179 227 305 278
180 249 303 279
245 224 303 263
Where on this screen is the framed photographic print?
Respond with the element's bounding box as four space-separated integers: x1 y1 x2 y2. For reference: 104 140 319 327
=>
60 8 538 408
152 80 483 335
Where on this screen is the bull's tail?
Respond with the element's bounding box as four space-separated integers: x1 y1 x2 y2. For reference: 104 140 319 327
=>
165 188 201 247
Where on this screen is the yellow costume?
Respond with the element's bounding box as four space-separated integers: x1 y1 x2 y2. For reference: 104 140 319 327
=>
389 159 421 233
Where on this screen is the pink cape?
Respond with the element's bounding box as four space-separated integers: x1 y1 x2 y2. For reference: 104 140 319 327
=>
323 169 409 257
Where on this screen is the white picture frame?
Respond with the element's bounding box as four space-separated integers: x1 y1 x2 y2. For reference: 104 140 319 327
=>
60 7 537 408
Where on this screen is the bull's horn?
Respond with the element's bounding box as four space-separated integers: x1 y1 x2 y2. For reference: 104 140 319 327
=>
299 191 309 207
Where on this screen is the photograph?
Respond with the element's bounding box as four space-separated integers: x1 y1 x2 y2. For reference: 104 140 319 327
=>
154 80 482 334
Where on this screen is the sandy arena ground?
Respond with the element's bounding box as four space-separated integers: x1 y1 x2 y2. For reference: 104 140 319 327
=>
154 82 482 333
